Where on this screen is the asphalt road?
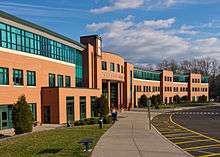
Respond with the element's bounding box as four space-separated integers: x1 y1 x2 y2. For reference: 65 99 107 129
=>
172 106 220 141
152 105 220 157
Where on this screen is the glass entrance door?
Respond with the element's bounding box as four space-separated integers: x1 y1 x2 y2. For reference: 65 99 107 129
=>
43 106 50 123
66 97 74 123
0 106 10 130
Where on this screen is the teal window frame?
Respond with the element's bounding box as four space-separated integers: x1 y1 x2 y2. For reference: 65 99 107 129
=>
27 70 36 86
110 63 115 72
28 103 36 121
90 96 96 117
57 75 63 87
102 61 107 70
65 76 71 87
80 96 86 120
13 69 23 85
0 67 9 85
49 73 55 87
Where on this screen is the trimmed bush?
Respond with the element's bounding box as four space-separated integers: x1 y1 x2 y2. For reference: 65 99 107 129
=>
74 120 80 126
79 120 86 126
94 95 109 117
198 95 207 103
140 94 148 108
12 95 33 134
103 116 112 124
173 95 181 104
89 117 98 125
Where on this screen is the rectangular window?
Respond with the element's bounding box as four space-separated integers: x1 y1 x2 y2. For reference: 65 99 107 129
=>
117 64 120 72
57 75 63 87
65 76 71 87
121 65 124 73
13 69 23 85
49 73 55 87
80 96 86 120
110 63 115 72
91 96 96 117
66 97 74 122
102 61 107 70
27 71 36 86
28 103 36 121
0 67 9 85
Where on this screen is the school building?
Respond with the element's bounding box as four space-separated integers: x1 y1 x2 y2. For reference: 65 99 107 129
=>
0 11 209 129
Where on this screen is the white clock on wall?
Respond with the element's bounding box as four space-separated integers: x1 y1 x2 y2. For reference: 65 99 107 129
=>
97 38 102 56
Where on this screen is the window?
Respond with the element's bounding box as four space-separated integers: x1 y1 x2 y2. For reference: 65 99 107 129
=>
27 71 36 86
102 61 107 70
0 67 9 85
121 65 124 73
49 73 55 87
117 64 120 72
80 96 86 119
66 97 74 122
28 103 36 121
91 96 96 117
110 63 115 72
57 75 63 87
13 69 23 85
65 76 71 87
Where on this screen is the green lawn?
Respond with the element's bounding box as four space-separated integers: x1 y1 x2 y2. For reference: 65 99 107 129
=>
0 125 110 157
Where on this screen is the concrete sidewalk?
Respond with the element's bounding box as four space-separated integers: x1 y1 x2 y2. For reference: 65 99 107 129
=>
92 111 191 157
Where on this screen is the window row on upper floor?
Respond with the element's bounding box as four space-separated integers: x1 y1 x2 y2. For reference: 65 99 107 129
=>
102 61 124 73
0 66 36 86
0 66 72 88
135 85 160 93
134 69 160 81
49 73 71 88
192 78 200 83
164 76 172 82
0 22 83 65
173 87 188 92
192 87 208 92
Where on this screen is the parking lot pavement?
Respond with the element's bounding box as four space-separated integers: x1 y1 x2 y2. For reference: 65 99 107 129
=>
152 106 220 157
92 111 189 157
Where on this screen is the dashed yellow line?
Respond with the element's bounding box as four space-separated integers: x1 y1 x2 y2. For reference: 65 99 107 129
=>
168 135 201 140
198 153 220 157
183 143 220 151
169 115 220 144
174 139 210 145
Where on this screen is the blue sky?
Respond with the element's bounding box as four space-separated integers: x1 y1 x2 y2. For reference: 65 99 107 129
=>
0 0 220 65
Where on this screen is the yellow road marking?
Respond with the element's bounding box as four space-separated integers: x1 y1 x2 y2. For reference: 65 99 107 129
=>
168 135 201 140
183 144 220 151
175 139 210 145
169 115 220 143
165 132 194 137
198 153 220 157
161 131 187 134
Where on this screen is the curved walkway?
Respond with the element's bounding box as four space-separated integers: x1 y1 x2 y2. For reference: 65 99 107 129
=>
92 111 190 157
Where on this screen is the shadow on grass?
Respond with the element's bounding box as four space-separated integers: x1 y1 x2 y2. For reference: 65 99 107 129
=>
37 148 87 156
37 148 63 154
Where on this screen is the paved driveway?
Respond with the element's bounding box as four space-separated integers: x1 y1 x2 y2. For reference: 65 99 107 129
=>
92 111 190 157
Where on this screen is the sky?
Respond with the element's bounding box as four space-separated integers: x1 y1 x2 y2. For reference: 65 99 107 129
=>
0 0 220 65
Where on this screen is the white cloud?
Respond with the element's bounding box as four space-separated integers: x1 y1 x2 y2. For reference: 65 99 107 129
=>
143 18 176 29
86 16 220 64
90 0 144 14
178 25 199 35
